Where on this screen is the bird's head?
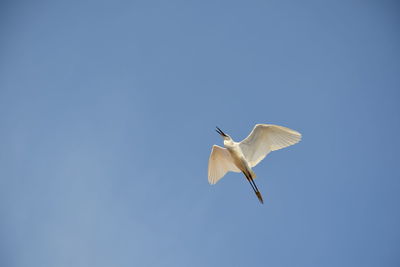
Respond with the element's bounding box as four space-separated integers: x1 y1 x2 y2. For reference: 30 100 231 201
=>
215 126 232 142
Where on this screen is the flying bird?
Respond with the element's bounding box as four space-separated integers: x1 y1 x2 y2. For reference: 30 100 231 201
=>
208 124 302 204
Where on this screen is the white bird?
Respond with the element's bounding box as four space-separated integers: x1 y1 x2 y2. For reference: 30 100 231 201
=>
208 124 302 204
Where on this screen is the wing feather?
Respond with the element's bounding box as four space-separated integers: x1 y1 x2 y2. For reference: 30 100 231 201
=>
208 145 240 185
239 124 302 167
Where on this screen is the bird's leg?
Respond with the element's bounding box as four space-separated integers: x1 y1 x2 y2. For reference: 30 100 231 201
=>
249 177 264 204
243 171 264 204
246 177 257 194
250 178 260 194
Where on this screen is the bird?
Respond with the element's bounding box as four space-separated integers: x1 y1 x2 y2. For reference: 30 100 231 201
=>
208 124 302 204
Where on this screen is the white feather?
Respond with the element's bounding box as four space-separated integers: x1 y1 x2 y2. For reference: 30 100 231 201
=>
239 124 302 167
208 145 240 185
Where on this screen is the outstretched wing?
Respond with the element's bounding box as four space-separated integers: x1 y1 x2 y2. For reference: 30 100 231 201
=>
208 145 240 184
239 124 302 167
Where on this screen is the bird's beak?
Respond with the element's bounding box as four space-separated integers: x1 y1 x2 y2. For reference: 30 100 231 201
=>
215 126 227 137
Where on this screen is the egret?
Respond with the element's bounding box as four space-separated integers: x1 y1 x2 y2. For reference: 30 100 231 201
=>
208 124 302 204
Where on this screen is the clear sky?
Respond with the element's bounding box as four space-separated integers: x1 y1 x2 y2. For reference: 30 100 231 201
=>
1 1 400 266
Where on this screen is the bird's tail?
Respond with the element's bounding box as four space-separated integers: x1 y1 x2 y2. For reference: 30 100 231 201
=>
243 171 264 204
249 169 257 179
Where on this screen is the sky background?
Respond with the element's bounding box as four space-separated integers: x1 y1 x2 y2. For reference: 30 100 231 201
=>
1 0 400 266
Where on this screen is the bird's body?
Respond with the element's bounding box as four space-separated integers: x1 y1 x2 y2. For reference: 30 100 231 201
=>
224 140 249 174
208 124 302 204
224 140 256 180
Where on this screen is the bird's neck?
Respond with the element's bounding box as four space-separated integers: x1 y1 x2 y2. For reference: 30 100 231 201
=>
224 139 235 147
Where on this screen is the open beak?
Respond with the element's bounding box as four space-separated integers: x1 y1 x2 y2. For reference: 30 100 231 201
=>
215 126 227 137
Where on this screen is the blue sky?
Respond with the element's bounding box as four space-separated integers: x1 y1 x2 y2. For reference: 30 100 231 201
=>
1 1 400 266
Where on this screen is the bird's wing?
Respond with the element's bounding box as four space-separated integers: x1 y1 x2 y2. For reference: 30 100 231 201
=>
239 124 302 167
208 145 240 185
